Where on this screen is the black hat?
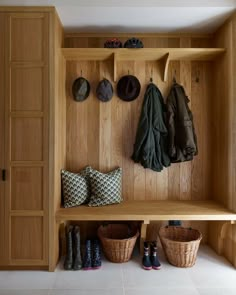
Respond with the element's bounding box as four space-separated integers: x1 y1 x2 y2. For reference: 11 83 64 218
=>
72 77 90 101
96 79 113 102
117 75 141 101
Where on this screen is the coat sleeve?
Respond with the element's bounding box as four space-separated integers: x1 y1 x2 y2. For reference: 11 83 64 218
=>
131 96 149 163
166 93 176 158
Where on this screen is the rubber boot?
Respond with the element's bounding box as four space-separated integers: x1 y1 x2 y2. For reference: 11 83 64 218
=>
64 225 73 270
92 239 102 269
142 241 152 270
150 241 161 270
83 239 92 270
72 225 82 270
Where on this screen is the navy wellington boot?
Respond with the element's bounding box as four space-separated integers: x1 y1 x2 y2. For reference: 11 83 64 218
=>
142 241 152 270
83 239 92 270
64 225 73 270
150 241 161 270
92 239 102 269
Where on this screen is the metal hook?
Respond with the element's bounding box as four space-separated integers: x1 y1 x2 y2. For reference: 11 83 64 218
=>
81 69 83 77
128 70 130 75
150 68 153 83
173 69 177 83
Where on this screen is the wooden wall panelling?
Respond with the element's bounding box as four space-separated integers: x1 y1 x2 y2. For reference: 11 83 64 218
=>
119 61 135 200
65 35 214 203
99 60 112 171
213 18 233 209
0 12 6 265
167 60 180 200
4 11 49 266
179 38 192 200
232 15 236 214
133 61 146 200
66 61 89 171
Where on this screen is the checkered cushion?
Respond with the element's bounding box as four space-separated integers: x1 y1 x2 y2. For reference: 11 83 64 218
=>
88 167 122 207
61 167 90 208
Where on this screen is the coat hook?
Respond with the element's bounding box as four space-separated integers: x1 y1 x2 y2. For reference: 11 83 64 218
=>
81 69 83 77
128 70 130 75
173 69 177 83
150 68 153 83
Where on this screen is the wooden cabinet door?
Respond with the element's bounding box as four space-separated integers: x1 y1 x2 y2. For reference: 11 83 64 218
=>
4 12 49 266
0 13 7 266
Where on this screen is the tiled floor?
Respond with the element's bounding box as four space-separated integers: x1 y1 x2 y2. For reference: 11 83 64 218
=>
0 245 235 295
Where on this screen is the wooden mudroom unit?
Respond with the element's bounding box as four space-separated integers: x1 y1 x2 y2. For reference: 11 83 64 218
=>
0 6 236 272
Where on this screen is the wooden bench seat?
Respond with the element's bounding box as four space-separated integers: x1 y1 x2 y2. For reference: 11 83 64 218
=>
56 200 236 253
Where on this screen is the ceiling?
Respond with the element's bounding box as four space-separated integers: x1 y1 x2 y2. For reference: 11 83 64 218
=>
0 0 236 33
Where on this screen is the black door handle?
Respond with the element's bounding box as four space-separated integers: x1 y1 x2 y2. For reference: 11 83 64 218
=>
2 169 6 181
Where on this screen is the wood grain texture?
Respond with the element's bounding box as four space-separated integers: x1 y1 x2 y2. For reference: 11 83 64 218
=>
65 36 215 202
48 11 65 271
11 216 44 261
0 12 6 265
4 11 50 267
56 200 236 222
11 167 43 210
213 18 234 210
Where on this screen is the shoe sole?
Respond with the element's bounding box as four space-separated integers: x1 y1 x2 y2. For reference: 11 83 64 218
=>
152 266 161 270
142 265 152 270
83 267 93 270
92 266 101 270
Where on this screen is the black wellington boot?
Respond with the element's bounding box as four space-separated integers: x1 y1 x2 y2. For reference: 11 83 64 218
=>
83 239 92 270
64 225 73 270
142 241 152 270
92 239 102 269
72 225 82 270
150 241 161 270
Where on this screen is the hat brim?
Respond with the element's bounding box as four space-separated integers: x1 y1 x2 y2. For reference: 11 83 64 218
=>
117 75 141 101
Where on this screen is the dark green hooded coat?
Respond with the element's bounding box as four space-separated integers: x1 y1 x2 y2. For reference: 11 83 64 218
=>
166 82 198 162
132 83 170 172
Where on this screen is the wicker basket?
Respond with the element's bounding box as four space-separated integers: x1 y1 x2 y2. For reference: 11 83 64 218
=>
97 224 139 263
159 226 202 267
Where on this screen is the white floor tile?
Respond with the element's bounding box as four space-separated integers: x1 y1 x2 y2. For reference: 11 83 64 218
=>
197 288 236 295
49 289 124 295
53 260 123 289
125 287 200 295
122 248 195 289
0 291 49 295
187 246 236 288
0 271 56 289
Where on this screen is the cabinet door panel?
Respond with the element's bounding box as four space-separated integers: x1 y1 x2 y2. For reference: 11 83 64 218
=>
11 216 44 261
0 13 6 265
11 67 43 111
11 117 43 161
11 167 43 210
9 13 46 62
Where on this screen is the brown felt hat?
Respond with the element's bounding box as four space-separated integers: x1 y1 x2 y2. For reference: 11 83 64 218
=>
117 75 141 101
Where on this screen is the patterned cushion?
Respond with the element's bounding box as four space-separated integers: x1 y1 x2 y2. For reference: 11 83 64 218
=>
88 167 122 207
61 167 90 208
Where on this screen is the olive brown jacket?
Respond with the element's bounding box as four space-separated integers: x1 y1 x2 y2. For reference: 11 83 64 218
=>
166 82 198 162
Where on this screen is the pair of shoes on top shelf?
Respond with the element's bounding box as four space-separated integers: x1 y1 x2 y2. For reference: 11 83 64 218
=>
64 225 82 270
142 241 161 270
83 239 102 270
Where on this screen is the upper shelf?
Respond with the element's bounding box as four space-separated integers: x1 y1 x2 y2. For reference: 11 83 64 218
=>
62 48 225 61
61 48 226 82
